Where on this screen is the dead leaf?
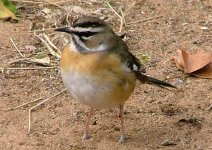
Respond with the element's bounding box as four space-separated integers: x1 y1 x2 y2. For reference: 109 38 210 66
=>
173 49 212 78
192 63 212 78
0 1 18 21
29 52 50 65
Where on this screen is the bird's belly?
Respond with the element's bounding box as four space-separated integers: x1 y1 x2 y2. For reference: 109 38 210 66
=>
61 69 135 109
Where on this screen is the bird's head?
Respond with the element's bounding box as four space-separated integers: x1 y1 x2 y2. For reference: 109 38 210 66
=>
55 16 117 54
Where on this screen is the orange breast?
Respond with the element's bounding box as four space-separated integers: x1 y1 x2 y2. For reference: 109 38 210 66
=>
60 46 136 108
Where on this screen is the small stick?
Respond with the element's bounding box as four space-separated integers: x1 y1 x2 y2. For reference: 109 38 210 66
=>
120 8 126 27
43 33 58 50
179 138 185 146
206 103 212 111
4 98 43 111
10 0 74 5
51 34 64 42
9 58 31 64
66 12 71 24
0 67 4 73
6 67 57 70
127 15 163 25
35 34 61 59
10 37 24 58
119 19 124 33
10 0 46 4
124 1 137 15
43 33 62 55
44 0 63 9
107 2 122 18
51 0 74 4
28 88 67 133
106 2 124 32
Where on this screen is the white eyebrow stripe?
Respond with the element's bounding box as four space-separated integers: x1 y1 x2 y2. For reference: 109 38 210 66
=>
69 27 103 33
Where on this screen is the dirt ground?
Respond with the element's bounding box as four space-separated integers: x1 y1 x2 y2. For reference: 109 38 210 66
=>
0 0 212 150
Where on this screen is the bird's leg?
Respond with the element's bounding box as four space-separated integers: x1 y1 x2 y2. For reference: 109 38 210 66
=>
83 107 94 140
118 104 126 143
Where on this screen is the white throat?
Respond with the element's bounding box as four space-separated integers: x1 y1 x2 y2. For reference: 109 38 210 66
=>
70 35 108 53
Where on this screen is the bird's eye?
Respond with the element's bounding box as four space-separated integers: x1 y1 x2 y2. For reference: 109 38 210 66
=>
90 24 97 28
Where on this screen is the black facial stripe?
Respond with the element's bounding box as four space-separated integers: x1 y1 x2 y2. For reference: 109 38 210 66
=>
72 36 88 54
73 21 102 28
73 31 97 37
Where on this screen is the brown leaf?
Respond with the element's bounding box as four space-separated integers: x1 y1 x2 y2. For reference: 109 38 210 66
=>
192 63 212 79
173 49 212 78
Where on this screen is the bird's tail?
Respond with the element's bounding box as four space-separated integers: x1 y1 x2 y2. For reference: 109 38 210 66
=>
135 72 176 88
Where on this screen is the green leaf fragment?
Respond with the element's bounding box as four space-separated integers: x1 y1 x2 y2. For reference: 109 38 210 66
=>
2 0 17 14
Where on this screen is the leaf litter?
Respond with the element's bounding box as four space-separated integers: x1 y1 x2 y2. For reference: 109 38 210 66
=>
173 49 212 79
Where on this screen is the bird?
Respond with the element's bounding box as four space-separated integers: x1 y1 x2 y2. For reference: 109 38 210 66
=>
55 16 176 143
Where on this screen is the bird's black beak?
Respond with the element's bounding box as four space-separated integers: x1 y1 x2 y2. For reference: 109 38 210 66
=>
54 27 73 34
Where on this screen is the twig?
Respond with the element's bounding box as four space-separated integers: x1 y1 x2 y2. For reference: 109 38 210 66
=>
120 8 126 27
10 0 46 4
107 2 121 18
9 58 43 65
6 67 57 70
0 67 4 73
107 2 124 32
127 15 163 25
124 1 137 15
28 88 67 133
44 0 63 9
51 34 64 42
66 12 71 25
10 37 24 58
206 103 212 111
10 0 74 5
49 0 74 4
43 33 62 56
179 138 185 146
35 34 61 59
43 34 58 50
9 58 30 64
4 98 43 111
